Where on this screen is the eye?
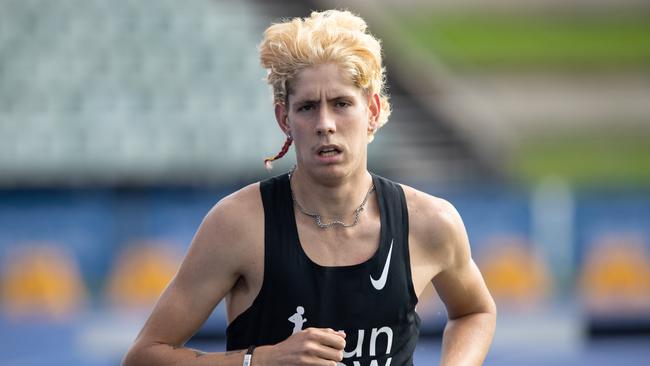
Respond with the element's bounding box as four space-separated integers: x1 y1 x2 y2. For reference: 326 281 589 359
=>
335 100 351 108
297 104 314 112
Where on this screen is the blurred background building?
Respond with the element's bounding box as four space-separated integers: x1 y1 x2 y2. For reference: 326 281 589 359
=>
0 0 649 365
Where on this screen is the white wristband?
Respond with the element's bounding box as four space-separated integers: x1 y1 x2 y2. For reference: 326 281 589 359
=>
243 345 255 366
243 354 252 366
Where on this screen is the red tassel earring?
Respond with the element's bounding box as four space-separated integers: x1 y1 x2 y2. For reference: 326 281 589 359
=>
263 135 293 170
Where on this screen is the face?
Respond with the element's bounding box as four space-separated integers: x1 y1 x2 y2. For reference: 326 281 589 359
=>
275 63 380 182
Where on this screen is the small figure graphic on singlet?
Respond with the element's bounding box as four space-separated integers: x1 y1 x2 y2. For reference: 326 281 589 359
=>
288 306 307 334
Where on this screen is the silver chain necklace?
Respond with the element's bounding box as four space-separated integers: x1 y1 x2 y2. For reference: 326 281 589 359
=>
288 167 375 229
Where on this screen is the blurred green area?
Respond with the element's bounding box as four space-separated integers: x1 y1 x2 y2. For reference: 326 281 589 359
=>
395 10 650 186
397 12 650 71
511 134 650 186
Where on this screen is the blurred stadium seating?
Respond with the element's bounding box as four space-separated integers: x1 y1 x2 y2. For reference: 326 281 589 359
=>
579 234 650 313
0 0 285 185
1 243 87 319
106 241 182 309
477 236 552 308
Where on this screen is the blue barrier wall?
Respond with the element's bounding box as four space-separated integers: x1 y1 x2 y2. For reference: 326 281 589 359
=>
1 185 649 299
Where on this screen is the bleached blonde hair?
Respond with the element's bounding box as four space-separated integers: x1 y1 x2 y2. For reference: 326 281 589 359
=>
259 9 391 142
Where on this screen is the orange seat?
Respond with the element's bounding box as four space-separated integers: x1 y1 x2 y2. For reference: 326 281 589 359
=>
106 241 182 309
0 243 87 319
579 234 650 314
477 236 551 308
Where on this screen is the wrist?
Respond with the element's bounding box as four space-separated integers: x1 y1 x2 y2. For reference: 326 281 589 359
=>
249 345 272 366
243 345 255 366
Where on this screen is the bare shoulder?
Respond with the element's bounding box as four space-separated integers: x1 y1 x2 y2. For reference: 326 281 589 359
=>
203 182 263 235
200 181 262 242
184 182 264 277
400 184 470 270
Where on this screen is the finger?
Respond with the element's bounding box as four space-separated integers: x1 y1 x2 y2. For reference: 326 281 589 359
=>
326 328 346 339
308 343 345 362
308 329 346 350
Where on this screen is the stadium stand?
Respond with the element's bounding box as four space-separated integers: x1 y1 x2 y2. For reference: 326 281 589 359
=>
0 0 284 185
0 0 496 187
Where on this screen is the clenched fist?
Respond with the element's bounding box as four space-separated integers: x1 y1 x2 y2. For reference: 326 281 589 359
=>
253 328 347 366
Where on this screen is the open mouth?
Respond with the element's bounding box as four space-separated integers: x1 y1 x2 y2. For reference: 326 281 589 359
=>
318 146 342 157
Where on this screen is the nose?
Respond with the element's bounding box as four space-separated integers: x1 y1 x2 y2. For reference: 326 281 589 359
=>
315 105 336 136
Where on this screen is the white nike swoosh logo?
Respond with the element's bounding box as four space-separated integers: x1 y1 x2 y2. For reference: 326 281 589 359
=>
370 239 393 290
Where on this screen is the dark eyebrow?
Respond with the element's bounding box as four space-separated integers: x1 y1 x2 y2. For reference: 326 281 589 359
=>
293 95 356 105
331 95 356 101
294 99 319 105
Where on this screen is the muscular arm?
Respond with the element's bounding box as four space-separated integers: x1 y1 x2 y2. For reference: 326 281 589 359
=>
434 257 496 366
407 190 496 366
122 185 347 366
122 186 260 366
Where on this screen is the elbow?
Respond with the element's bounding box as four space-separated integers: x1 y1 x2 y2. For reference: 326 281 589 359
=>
484 299 498 335
483 296 498 329
488 305 497 330
489 293 498 321
488 294 498 318
122 342 150 366
121 346 138 366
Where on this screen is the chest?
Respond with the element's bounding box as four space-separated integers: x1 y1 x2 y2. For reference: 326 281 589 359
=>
292 195 383 266
294 208 381 267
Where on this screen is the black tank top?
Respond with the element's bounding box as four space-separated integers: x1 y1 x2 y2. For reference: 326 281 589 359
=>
226 172 421 366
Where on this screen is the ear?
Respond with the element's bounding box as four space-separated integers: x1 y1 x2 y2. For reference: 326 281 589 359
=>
367 93 381 131
275 103 291 135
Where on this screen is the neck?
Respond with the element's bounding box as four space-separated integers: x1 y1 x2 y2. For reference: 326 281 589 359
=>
289 166 374 221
